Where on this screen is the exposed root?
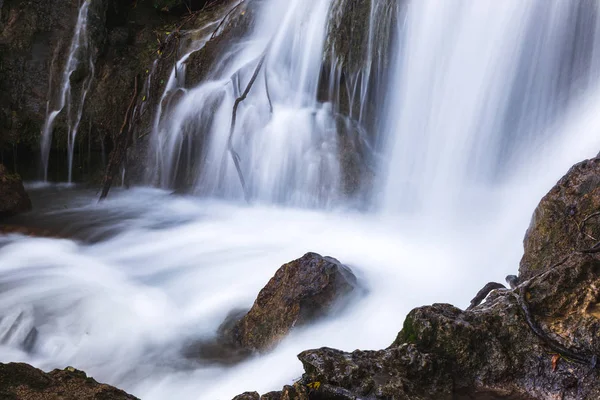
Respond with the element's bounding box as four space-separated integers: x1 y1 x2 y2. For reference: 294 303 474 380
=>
514 280 598 367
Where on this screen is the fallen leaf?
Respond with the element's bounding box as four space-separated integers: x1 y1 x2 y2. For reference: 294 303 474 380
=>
552 354 560 371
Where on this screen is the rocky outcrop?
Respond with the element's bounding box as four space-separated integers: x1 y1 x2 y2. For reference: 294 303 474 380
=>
0 164 32 218
0 363 138 399
520 156 600 280
189 253 358 363
234 158 600 399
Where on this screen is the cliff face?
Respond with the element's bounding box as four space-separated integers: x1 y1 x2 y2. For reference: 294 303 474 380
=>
0 0 180 180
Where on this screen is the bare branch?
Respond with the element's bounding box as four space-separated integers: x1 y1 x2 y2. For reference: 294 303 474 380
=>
99 75 139 201
227 44 271 202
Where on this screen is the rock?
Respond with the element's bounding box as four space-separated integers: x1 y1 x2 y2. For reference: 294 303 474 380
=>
232 392 260 400
0 362 138 399
284 252 599 399
236 158 600 399
191 253 358 364
0 164 32 218
520 156 600 280
225 252 358 353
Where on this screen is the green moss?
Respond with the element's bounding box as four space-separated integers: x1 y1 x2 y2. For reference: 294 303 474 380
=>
395 314 418 345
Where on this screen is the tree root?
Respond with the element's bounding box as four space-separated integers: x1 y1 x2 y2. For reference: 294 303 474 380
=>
514 281 598 368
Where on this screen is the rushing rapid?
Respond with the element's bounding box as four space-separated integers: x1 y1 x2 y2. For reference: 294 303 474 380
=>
8 0 600 399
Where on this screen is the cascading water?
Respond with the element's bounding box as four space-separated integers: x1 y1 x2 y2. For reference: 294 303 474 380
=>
152 0 343 207
381 0 600 215
2 1 600 400
40 0 95 183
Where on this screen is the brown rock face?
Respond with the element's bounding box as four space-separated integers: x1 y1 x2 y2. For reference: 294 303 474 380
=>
519 156 600 280
0 164 32 218
226 252 357 352
0 363 138 400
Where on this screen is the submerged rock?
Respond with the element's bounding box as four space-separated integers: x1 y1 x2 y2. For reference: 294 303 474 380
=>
0 363 138 399
0 164 32 218
190 253 358 363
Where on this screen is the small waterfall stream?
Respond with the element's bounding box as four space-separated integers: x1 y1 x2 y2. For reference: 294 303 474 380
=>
3 1 600 399
40 0 95 183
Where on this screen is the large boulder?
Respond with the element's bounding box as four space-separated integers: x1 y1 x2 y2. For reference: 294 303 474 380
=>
0 363 138 399
0 164 32 218
520 156 600 280
225 252 358 353
190 252 358 363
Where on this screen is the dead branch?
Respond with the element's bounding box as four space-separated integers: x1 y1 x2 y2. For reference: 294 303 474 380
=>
264 59 273 114
227 46 270 202
578 211 600 241
99 75 139 201
467 282 506 310
581 241 600 254
210 0 246 40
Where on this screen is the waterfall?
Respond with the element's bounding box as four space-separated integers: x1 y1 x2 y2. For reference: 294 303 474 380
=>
151 0 342 207
40 0 95 183
6 2 600 399
381 0 600 215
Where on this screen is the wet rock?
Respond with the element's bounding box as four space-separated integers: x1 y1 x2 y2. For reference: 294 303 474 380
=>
236 158 600 399
0 164 32 218
233 392 260 400
279 253 600 399
225 252 358 352
0 362 138 399
520 155 600 280
193 253 358 364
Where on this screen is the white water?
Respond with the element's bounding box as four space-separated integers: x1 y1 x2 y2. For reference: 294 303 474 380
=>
40 0 94 183
4 0 600 399
151 0 342 207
